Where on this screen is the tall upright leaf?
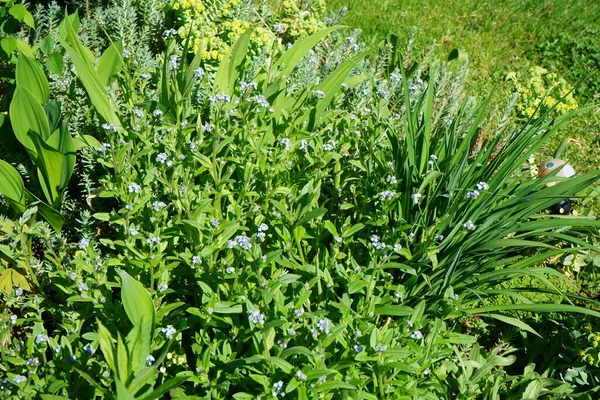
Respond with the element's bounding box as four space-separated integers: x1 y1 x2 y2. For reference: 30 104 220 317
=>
15 55 49 104
214 29 252 96
9 86 51 157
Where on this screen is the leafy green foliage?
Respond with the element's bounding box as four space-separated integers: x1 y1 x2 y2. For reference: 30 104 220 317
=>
0 2 599 399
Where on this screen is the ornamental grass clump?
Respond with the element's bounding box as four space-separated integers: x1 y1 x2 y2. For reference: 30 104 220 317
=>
1 10 600 399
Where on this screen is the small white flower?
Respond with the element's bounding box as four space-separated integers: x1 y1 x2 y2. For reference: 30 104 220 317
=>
78 238 89 249
463 220 476 231
133 109 144 118
102 123 117 132
97 143 111 152
353 343 363 353
83 344 95 355
35 334 48 344
146 354 155 366
274 22 285 33
15 287 23 296
411 193 422 205
476 181 489 191
272 380 285 397
192 255 202 265
299 140 308 152
376 89 388 99
334 236 343 244
394 243 402 252
158 283 168 292
169 55 180 69
424 368 431 375
466 190 480 199
296 370 307 380
13 374 26 384
411 330 423 340
374 343 387 352
317 318 331 334
194 68 205 78
210 217 220 228
129 226 139 236
163 29 177 38
312 89 325 99
78 282 88 292
152 201 166 211
253 95 269 108
152 109 163 118
294 308 305 317
225 267 235 274
161 325 176 339
280 138 292 151
156 153 168 163
323 140 336 151
380 190 396 201
123 50 131 59
228 235 252 250
248 310 265 326
258 223 268 232
128 182 141 193
386 175 397 185
406 320 414 328
140 72 150 79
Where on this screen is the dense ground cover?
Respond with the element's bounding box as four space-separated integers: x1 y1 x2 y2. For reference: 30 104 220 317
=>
0 0 599 398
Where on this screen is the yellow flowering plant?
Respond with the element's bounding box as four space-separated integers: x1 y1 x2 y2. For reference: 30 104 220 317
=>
507 65 578 119
170 0 326 61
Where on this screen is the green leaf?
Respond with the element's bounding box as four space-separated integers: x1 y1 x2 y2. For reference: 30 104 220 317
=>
0 160 26 212
9 5 35 28
97 40 124 87
25 190 64 232
58 14 121 127
374 305 414 316
28 130 73 208
116 333 130 384
117 270 156 332
214 301 243 314
16 55 49 104
484 314 541 337
465 304 600 318
97 321 116 375
45 52 64 75
295 207 327 227
272 26 343 80
9 86 51 157
214 29 252 96
140 371 193 400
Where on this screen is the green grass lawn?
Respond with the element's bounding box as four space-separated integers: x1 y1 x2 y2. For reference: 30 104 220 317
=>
327 0 600 182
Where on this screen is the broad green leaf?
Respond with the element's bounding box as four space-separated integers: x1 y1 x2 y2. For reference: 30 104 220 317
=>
117 270 156 332
314 381 357 392
44 52 64 75
214 29 252 96
9 4 35 28
0 159 26 212
97 40 124 86
10 86 51 157
16 55 49 104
